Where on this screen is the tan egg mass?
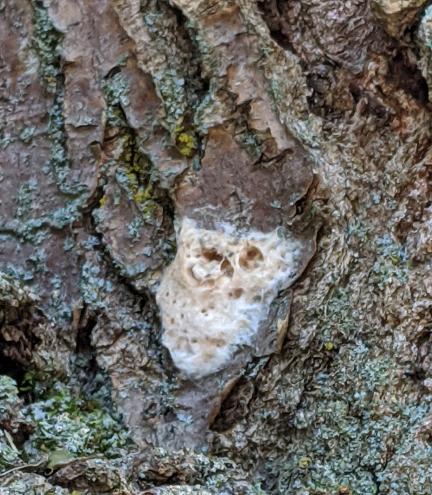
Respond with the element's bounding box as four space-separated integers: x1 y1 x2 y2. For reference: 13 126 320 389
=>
157 218 303 377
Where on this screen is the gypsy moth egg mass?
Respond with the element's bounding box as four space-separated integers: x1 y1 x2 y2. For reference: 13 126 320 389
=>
156 218 301 377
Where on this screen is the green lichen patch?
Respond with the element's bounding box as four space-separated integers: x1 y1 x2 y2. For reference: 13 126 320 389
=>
23 380 132 459
100 73 131 128
0 273 38 306
175 128 197 157
371 235 409 289
0 376 21 420
31 0 88 201
114 134 160 222
0 434 20 471
0 376 24 472
0 472 70 495
251 340 432 494
14 178 40 221
31 0 62 92
135 447 266 493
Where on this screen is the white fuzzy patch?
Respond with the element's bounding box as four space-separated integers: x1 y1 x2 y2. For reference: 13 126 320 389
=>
157 218 302 377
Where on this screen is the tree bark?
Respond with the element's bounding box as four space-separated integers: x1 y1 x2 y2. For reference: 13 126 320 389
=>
1 0 432 493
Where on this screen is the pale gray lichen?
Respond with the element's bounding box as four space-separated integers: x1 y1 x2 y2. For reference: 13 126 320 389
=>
0 472 70 495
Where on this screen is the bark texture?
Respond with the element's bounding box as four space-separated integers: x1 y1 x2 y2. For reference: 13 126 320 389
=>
1 0 432 493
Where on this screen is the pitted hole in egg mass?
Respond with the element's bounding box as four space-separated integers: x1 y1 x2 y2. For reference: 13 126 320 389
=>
156 218 304 377
238 245 264 271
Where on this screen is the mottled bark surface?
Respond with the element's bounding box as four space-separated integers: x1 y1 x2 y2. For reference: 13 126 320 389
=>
2 0 432 493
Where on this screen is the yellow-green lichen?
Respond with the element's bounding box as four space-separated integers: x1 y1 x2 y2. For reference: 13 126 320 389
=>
177 132 196 156
114 135 160 222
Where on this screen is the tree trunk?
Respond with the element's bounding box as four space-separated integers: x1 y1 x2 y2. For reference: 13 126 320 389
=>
1 0 432 493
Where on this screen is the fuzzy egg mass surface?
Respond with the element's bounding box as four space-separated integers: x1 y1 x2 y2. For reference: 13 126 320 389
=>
157 218 304 377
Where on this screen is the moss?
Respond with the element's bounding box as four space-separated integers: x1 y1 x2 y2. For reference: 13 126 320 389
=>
23 381 132 458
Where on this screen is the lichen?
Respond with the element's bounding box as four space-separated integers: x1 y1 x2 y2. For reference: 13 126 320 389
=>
100 73 131 128
3 0 432 493
0 472 70 495
114 135 160 223
0 376 24 472
31 0 61 92
176 129 197 157
23 381 131 459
